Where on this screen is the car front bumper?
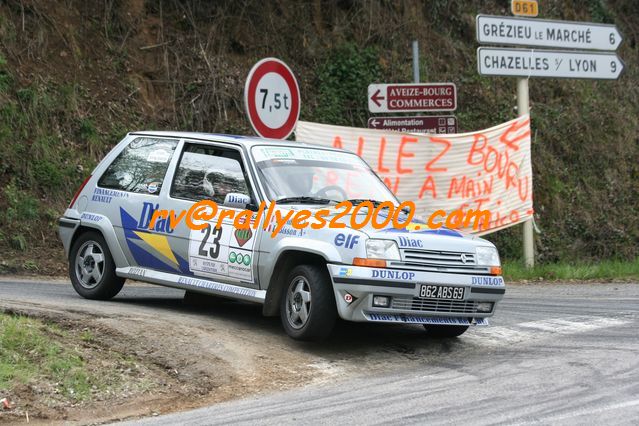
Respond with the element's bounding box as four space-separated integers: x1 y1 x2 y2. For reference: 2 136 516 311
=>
327 264 505 326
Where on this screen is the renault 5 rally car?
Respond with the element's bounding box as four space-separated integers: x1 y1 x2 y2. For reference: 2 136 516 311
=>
58 132 505 341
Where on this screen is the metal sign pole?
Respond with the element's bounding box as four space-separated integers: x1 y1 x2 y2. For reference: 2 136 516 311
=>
476 11 625 269
412 40 420 83
517 77 534 267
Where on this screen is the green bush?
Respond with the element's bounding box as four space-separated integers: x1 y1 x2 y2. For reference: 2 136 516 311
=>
313 44 382 127
3 181 40 223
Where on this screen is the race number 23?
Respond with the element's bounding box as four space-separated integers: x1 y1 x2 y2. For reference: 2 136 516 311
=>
198 225 222 259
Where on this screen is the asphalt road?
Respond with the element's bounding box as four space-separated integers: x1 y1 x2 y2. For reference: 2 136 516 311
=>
1 279 638 425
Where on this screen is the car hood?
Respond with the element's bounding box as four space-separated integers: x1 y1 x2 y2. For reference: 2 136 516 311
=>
285 204 495 251
366 227 494 252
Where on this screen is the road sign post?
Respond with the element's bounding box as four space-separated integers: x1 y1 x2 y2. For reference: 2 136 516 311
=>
477 13 625 268
244 58 300 139
412 40 420 83
517 78 534 268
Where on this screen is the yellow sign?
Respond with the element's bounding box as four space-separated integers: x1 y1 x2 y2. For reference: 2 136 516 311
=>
511 0 539 17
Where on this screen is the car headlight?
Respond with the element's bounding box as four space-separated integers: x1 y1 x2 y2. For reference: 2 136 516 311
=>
476 246 500 266
366 239 401 261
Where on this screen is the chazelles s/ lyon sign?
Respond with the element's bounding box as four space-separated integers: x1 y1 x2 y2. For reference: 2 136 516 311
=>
478 47 624 79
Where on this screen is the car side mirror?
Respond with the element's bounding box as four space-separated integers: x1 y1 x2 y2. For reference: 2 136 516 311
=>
223 193 252 210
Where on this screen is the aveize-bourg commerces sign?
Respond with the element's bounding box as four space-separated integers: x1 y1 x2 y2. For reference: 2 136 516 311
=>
367 83 459 135
367 83 457 113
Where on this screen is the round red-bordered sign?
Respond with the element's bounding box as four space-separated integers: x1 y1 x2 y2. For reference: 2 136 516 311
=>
244 58 300 139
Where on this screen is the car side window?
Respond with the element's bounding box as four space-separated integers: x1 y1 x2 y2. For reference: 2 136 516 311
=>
170 144 250 204
98 137 178 195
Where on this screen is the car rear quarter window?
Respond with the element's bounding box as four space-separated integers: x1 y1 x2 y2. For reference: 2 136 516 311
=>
98 137 178 195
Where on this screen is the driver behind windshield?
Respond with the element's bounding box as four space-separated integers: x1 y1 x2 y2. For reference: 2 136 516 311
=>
286 168 315 197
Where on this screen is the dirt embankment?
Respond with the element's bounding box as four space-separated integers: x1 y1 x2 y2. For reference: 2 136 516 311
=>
0 284 332 424
0 278 474 424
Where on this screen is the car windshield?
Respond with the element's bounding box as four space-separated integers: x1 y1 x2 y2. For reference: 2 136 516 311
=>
251 145 398 204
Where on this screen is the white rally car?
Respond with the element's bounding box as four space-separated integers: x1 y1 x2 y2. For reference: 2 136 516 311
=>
59 132 505 340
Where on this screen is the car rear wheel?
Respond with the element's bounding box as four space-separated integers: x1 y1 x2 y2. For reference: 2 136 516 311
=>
423 324 469 338
69 231 124 300
280 264 337 341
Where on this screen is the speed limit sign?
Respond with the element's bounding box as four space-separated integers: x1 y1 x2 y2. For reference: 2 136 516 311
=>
244 58 301 139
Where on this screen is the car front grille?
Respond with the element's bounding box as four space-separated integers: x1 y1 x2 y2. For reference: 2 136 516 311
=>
391 296 479 314
401 249 476 267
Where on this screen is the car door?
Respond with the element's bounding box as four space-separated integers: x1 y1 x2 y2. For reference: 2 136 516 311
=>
94 136 182 272
163 141 261 289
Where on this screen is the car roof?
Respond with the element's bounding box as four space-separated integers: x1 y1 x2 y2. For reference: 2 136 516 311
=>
128 130 343 152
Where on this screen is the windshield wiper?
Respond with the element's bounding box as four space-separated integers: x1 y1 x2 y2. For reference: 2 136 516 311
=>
346 198 383 206
276 196 333 205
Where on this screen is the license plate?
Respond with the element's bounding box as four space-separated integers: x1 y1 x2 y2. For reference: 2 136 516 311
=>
418 285 465 300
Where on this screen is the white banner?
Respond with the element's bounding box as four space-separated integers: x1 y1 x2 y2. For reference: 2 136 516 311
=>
295 116 533 234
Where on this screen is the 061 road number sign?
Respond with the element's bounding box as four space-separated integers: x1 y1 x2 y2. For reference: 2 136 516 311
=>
244 58 300 139
511 0 538 17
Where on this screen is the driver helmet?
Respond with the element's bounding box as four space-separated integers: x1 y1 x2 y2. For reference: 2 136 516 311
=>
287 168 314 195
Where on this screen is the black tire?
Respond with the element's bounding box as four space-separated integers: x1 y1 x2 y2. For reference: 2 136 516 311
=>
280 264 337 341
69 231 124 300
423 324 469 338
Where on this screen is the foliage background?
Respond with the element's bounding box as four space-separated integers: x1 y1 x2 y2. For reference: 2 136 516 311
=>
0 0 637 273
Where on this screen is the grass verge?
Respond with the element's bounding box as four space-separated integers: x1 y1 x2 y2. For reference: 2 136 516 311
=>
0 313 93 401
503 258 639 282
0 311 159 419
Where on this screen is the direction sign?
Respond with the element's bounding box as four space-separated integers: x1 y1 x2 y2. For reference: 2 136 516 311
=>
511 0 538 17
244 58 300 139
476 15 623 51
367 116 458 134
367 83 457 113
477 47 624 80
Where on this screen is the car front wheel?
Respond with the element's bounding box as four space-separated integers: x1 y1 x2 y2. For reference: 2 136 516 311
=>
69 231 124 300
280 264 337 341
